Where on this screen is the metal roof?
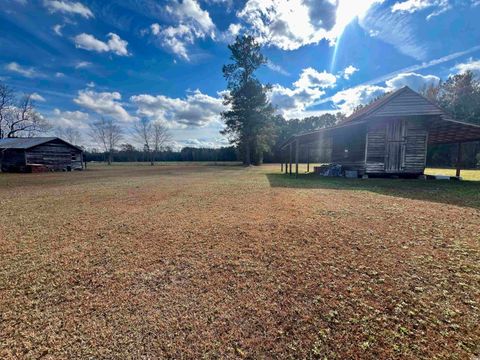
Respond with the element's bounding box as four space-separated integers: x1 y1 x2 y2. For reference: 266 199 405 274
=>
0 137 83 151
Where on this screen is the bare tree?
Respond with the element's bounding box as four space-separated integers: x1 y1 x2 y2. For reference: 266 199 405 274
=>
0 84 50 138
89 117 123 165
134 118 170 165
0 83 14 139
56 126 82 145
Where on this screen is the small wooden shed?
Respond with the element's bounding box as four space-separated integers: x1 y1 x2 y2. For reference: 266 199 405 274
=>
0 137 83 172
282 86 480 177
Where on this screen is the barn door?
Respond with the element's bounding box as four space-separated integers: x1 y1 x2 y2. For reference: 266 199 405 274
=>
385 119 406 173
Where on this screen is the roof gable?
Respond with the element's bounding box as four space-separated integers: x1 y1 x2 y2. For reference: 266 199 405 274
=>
345 86 446 123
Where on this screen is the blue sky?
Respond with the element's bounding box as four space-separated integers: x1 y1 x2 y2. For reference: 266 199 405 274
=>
1 0 480 148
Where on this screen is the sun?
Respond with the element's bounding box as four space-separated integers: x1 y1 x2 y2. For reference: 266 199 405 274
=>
329 0 381 72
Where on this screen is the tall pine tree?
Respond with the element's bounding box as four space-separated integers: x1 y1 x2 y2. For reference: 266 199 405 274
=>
221 36 275 165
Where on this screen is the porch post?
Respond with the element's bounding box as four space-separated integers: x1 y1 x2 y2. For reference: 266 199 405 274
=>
295 138 299 178
456 142 462 178
306 146 310 173
285 151 288 174
281 161 283 172
289 143 292 175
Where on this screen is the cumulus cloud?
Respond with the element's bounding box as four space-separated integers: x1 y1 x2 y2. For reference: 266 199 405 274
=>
331 85 388 114
74 33 130 56
270 67 337 118
174 137 230 149
341 65 359 80
43 0 94 19
30 93 46 102
452 58 480 76
74 89 134 122
51 108 90 129
130 89 225 128
4 62 39 78
149 0 216 60
385 72 440 91
237 0 381 50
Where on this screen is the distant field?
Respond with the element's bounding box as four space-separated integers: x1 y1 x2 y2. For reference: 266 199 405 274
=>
425 167 480 180
1 164 479 358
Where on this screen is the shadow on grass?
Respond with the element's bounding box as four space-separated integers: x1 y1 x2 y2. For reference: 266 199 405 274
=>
266 173 480 210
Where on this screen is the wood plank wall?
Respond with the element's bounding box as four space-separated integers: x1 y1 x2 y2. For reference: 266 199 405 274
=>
25 141 83 170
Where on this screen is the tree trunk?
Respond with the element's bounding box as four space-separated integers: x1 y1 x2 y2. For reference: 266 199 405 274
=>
108 151 112 165
244 139 251 166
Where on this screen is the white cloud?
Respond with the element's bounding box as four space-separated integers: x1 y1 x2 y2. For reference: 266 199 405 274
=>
43 0 94 19
266 61 290 76
270 67 337 118
391 0 451 19
331 85 388 114
30 93 46 102
55 72 65 77
4 62 39 78
452 58 480 76
51 108 90 129
174 137 230 149
359 7 428 60
75 61 91 69
237 0 381 50
294 68 337 89
53 24 64 36
74 89 134 122
150 0 216 60
341 65 359 80
385 72 440 91
130 89 225 128
74 33 130 56
86 81 95 87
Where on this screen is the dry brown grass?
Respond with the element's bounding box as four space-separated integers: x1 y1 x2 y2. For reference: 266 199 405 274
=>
1 164 479 359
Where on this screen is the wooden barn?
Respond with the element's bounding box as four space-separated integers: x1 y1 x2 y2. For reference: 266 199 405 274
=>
0 137 83 173
282 86 480 177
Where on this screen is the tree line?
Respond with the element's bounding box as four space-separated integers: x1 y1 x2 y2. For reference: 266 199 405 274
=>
84 144 237 163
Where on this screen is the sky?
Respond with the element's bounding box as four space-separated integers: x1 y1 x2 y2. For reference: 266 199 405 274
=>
1 0 480 149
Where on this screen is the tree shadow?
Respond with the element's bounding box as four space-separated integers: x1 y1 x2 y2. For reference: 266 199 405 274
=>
266 173 480 210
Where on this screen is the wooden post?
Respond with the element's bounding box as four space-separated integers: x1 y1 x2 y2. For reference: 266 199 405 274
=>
295 139 299 178
285 150 288 174
456 142 462 178
306 146 310 173
289 144 292 175
281 162 283 172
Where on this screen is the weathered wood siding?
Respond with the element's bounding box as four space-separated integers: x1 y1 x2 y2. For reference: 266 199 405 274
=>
25 140 83 170
403 118 428 173
365 122 386 173
365 117 427 174
371 89 444 118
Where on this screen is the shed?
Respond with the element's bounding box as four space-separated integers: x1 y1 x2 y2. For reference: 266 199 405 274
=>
0 137 84 172
281 86 480 177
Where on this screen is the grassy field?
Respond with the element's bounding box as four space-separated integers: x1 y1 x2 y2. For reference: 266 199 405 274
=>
1 164 479 359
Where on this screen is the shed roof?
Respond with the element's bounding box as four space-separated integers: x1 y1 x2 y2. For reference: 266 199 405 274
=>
0 137 83 151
